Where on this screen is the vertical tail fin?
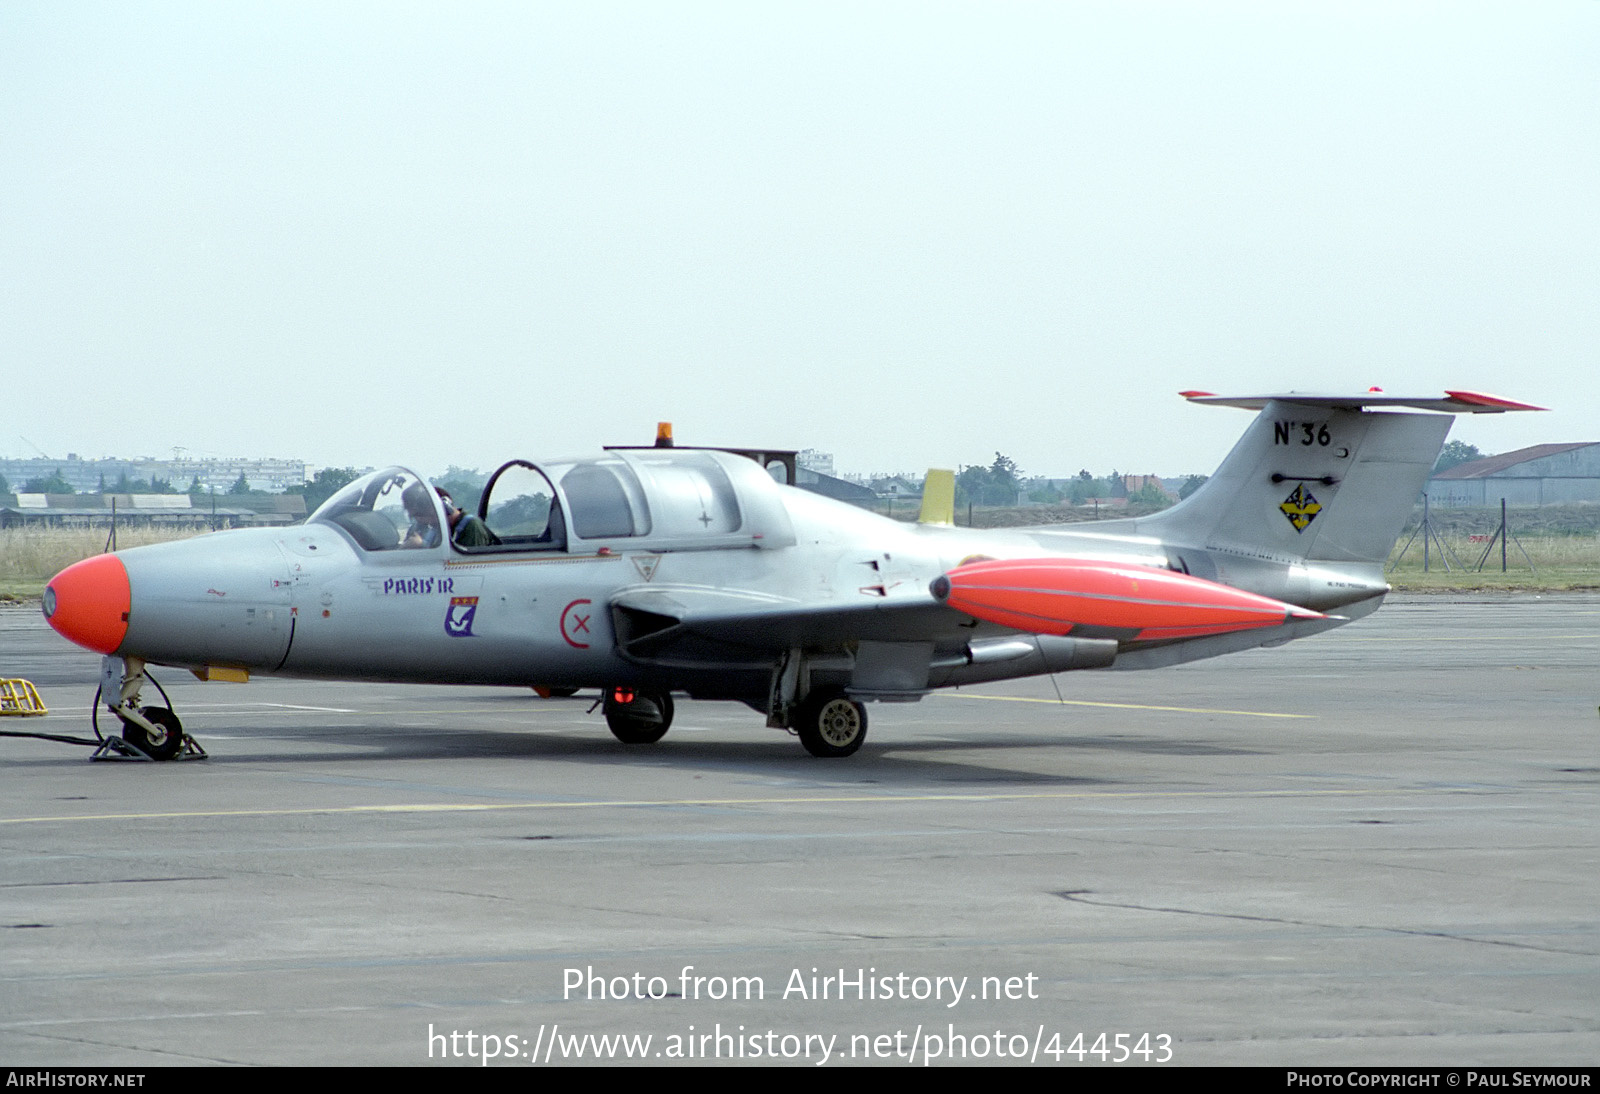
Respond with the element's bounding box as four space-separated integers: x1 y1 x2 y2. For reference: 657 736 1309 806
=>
1144 392 1541 566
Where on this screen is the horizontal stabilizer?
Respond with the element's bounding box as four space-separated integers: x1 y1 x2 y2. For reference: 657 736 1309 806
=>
1179 390 1546 414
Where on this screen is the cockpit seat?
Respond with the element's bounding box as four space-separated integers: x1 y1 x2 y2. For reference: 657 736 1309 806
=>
333 508 402 551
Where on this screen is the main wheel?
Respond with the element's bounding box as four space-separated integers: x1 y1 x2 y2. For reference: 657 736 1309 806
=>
603 687 674 744
795 689 867 758
122 706 185 761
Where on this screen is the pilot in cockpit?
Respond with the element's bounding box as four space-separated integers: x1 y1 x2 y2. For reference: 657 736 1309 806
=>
440 489 497 548
401 483 442 548
403 483 497 549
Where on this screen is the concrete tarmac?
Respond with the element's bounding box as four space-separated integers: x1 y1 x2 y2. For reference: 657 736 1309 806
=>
0 595 1595 1066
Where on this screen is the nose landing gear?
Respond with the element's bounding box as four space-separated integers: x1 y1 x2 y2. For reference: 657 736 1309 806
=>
92 657 206 761
114 705 189 761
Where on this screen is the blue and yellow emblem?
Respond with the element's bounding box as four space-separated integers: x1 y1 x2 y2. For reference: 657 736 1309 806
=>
1279 484 1322 532
444 596 479 637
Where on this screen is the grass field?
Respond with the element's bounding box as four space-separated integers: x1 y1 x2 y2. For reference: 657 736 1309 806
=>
0 527 203 600
1384 532 1600 591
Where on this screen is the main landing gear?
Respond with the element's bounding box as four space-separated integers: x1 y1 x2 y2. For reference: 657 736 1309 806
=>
597 685 868 757
793 688 868 758
761 650 870 758
603 687 674 744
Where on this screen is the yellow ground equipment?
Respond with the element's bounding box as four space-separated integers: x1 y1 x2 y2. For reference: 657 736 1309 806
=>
0 679 47 716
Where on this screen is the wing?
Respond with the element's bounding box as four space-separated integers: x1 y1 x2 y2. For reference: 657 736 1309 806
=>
610 554 1337 675
610 586 967 669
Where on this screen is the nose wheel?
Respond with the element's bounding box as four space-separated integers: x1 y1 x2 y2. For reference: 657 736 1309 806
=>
603 687 674 744
119 706 187 761
90 703 204 761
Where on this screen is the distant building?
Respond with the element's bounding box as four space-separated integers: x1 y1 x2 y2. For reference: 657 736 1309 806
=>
794 467 878 506
0 455 309 494
869 475 922 500
1428 443 1600 507
0 492 306 530
1113 474 1177 502
797 449 834 476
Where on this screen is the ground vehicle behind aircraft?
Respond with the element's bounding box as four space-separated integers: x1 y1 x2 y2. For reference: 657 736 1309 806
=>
41 390 1540 759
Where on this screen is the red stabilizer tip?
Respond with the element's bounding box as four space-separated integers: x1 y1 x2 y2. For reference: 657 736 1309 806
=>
1443 390 1547 411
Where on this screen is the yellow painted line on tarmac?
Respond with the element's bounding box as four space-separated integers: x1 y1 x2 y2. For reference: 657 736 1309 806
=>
31 707 570 720
943 693 1313 719
175 709 519 717
40 699 1312 723
1338 634 1600 642
0 786 1460 827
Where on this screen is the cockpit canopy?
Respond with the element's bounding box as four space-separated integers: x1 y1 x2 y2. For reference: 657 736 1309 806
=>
310 468 440 551
311 449 795 554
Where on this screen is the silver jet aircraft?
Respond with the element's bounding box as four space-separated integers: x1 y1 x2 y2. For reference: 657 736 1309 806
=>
42 390 1538 760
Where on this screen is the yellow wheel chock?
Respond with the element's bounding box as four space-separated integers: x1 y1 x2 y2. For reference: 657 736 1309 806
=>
0 679 48 716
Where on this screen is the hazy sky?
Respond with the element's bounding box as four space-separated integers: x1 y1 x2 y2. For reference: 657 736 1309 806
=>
3 2 1595 482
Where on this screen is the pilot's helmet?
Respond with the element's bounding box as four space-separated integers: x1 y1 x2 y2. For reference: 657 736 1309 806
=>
402 481 434 520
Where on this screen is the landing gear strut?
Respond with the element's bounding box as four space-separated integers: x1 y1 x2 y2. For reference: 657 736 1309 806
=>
603 687 674 744
92 656 204 761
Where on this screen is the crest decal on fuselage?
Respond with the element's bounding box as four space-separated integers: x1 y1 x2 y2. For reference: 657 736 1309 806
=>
1279 484 1322 533
445 596 479 637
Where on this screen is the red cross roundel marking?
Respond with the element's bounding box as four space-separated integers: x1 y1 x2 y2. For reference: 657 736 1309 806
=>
560 599 593 649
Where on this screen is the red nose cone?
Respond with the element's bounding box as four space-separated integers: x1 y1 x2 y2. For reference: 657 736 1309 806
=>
43 554 131 655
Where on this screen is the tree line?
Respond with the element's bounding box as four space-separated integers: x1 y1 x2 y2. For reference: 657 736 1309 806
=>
953 453 1205 509
3 442 1493 514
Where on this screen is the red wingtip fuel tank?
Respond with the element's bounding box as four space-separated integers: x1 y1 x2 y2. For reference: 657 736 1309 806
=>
932 557 1324 641
42 553 131 655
